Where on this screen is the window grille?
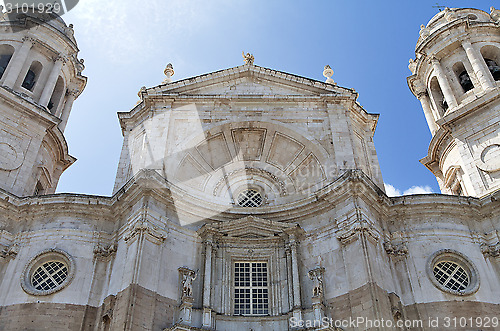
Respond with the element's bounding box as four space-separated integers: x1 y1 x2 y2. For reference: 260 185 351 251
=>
433 261 469 292
237 190 263 207
31 261 68 291
234 262 269 315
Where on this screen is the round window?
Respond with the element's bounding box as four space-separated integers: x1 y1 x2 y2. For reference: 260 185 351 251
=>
237 189 263 207
21 249 75 296
427 249 479 295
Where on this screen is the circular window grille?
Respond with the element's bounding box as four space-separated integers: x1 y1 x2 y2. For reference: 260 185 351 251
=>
433 261 469 292
237 189 263 207
427 249 479 296
31 261 68 291
21 249 75 296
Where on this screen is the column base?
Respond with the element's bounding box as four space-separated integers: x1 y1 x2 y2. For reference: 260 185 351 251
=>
202 307 215 330
178 297 194 325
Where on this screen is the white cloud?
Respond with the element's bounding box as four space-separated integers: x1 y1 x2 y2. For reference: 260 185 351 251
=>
384 183 434 197
402 185 434 195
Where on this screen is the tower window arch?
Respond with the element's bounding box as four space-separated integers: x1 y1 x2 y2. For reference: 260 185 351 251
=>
452 62 474 93
429 76 447 115
480 45 500 81
0 44 14 79
22 61 43 91
48 76 65 114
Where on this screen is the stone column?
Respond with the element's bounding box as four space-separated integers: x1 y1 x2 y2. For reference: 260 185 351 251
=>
462 41 496 90
57 89 77 132
3 37 33 88
418 92 438 134
39 57 65 107
289 234 302 323
430 57 458 109
202 235 215 329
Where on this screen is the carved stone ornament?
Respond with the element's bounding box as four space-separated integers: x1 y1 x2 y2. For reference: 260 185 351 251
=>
481 242 500 257
0 138 24 171
0 244 19 260
384 241 408 258
491 7 500 24
419 24 430 39
443 7 458 22
178 267 197 300
94 243 117 260
308 267 325 299
124 220 168 244
337 219 380 245
323 65 335 85
163 63 174 83
408 58 417 74
242 51 255 65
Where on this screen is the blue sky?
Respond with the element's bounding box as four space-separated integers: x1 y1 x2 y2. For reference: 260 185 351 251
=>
54 1 493 197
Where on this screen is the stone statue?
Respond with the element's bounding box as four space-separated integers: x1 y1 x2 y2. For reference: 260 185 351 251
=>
308 267 325 298
182 270 197 298
242 51 255 65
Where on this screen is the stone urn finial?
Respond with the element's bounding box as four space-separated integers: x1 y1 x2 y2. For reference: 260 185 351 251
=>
163 63 174 83
323 65 335 84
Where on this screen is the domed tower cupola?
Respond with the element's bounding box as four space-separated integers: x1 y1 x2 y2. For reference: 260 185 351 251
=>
408 7 500 198
0 9 86 196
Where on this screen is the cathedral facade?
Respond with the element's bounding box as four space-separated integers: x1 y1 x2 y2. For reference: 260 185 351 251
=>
0 7 499 331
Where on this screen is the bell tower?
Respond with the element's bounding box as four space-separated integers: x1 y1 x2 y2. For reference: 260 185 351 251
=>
0 10 86 196
408 7 500 197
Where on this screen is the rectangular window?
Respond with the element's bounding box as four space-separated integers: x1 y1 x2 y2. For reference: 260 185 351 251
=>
234 262 269 315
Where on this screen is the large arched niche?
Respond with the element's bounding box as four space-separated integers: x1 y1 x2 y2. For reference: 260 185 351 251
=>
165 121 333 206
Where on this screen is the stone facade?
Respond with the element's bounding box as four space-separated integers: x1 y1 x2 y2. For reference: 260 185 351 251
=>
0 7 499 331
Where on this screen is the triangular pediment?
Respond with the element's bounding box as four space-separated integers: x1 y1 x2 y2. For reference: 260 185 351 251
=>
198 216 300 239
150 65 346 97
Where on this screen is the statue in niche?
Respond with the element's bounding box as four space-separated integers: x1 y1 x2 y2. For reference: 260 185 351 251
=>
308 267 325 298
181 269 197 298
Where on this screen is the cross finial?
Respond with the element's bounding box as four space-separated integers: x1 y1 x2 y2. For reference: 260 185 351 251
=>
432 2 446 12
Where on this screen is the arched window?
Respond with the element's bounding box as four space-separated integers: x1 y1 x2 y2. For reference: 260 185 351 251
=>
429 76 447 115
452 62 474 92
485 59 500 81
48 76 64 114
480 45 500 81
22 61 42 91
0 44 14 79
